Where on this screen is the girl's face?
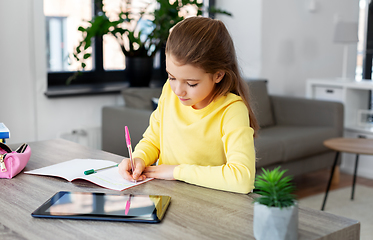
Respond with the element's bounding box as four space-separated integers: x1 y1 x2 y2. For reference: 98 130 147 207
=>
166 54 224 109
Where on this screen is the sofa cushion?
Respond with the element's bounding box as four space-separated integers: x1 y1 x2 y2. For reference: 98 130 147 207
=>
254 135 284 168
246 80 275 128
121 87 162 110
255 126 335 168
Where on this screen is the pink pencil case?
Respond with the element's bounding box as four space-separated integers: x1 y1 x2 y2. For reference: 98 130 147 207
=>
0 142 31 179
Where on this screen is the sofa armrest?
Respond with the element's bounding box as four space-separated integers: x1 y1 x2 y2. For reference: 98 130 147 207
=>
102 106 152 156
271 95 344 135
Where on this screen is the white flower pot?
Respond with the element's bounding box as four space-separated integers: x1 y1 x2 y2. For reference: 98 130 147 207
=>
253 202 298 240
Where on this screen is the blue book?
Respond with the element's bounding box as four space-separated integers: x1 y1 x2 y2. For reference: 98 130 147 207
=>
0 123 10 139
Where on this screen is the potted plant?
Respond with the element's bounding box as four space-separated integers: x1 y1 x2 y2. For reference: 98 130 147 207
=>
69 0 231 86
252 167 298 240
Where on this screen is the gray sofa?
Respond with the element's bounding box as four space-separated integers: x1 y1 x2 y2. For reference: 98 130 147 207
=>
102 80 344 177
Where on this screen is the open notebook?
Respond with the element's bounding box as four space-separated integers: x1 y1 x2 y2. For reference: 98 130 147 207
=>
25 159 153 191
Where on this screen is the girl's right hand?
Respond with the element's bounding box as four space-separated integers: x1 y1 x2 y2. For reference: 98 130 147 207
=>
118 157 147 182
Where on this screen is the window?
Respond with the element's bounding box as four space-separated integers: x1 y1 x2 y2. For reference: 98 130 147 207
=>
360 0 373 80
44 0 93 72
358 0 373 109
44 0 211 97
356 0 368 80
44 0 126 97
46 16 68 71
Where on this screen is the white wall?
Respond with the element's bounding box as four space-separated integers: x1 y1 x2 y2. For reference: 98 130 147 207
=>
216 0 262 78
217 0 359 97
0 0 37 144
263 0 359 97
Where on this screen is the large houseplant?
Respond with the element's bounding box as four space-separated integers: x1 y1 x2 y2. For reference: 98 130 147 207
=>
252 167 298 240
69 0 231 86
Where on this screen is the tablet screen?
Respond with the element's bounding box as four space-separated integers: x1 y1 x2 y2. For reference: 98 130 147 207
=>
32 191 171 223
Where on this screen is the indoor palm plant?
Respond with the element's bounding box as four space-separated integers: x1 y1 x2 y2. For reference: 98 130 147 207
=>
69 0 231 86
252 167 298 240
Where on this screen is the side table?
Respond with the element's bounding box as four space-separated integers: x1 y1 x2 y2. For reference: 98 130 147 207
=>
321 137 373 210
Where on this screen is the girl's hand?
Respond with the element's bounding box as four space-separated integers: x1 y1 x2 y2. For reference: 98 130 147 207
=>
143 165 177 180
118 158 147 182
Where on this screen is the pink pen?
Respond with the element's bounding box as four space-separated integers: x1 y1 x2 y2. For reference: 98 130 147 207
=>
125 126 136 183
125 195 131 215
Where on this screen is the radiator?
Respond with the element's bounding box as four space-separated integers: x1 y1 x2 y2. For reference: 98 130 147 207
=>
58 127 101 150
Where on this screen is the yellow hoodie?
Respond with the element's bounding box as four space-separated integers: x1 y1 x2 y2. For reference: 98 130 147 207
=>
133 81 255 194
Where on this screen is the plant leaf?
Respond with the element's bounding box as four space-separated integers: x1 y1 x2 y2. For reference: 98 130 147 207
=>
253 167 296 208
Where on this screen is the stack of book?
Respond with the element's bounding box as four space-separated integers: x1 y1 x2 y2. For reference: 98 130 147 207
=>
0 123 10 143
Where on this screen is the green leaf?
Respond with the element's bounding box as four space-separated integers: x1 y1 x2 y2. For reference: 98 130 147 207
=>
83 39 91 50
83 53 91 59
253 167 297 208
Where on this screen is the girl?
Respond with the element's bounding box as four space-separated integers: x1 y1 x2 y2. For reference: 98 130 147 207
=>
118 16 259 194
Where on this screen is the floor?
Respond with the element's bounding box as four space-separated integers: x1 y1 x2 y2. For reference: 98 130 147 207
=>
293 167 373 199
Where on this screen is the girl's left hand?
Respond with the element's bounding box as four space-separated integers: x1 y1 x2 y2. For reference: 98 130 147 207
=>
143 165 177 180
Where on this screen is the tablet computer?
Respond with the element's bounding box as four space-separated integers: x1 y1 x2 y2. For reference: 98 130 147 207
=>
31 191 171 223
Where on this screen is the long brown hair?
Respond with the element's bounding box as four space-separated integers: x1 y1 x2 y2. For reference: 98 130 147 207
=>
165 16 259 137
